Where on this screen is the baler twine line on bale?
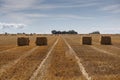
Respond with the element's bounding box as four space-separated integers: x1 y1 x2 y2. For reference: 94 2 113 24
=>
29 38 59 80
62 36 91 80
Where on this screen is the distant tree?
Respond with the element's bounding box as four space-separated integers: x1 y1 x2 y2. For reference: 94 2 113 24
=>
51 30 57 34
33 33 36 35
23 32 26 35
30 33 33 36
4 32 8 35
57 31 62 34
90 31 100 34
68 30 78 34
62 31 67 34
51 30 78 34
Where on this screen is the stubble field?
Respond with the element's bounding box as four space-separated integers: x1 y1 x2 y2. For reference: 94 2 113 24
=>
0 34 120 80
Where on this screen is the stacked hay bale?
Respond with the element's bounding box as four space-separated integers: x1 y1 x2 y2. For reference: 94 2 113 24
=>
17 37 30 46
82 37 92 45
100 36 111 45
35 37 47 46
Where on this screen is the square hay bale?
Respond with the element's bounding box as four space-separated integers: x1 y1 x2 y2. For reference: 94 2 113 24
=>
82 37 92 45
35 37 47 46
100 36 111 45
17 37 30 46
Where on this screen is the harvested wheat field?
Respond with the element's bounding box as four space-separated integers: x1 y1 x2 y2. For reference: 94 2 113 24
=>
0 34 120 80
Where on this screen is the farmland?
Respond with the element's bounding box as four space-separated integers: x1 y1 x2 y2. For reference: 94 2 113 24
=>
0 34 120 80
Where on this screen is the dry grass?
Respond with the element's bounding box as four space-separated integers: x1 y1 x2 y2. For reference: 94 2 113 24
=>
0 46 34 68
34 38 85 80
63 34 120 80
0 35 57 80
0 34 120 80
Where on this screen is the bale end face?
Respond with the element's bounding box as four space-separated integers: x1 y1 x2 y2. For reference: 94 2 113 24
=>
82 37 92 45
17 37 30 46
35 37 47 46
100 36 111 45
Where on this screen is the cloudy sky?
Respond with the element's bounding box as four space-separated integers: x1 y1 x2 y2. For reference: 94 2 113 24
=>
0 0 120 34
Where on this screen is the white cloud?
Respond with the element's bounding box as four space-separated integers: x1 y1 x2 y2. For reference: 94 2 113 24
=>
0 0 44 13
91 26 120 33
0 0 99 13
0 22 26 29
0 0 98 26
53 14 94 19
26 14 49 18
0 0 119 34
33 2 99 10
25 13 94 20
100 4 120 13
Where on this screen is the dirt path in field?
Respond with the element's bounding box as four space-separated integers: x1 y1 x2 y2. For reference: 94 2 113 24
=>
0 47 17 54
93 41 120 49
0 35 119 80
32 36 86 80
29 38 59 80
112 46 120 49
0 46 36 68
0 36 57 80
65 35 120 57
62 37 91 80
92 45 120 56
64 35 120 80
0 46 38 77
92 39 120 56
90 46 120 57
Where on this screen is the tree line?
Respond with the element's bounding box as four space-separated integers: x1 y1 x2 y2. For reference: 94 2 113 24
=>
89 31 100 34
51 30 78 34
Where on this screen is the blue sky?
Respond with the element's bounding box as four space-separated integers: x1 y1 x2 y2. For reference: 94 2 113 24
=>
0 0 120 34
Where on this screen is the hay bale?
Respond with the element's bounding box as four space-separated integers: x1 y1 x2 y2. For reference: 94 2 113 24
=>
17 37 30 46
82 37 92 45
35 37 47 46
100 36 111 45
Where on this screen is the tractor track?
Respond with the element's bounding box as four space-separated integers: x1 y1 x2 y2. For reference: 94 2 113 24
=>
0 35 119 80
63 35 120 80
0 46 39 77
31 36 87 80
62 36 91 80
29 37 59 80
90 46 120 58
0 47 17 54
0 36 58 80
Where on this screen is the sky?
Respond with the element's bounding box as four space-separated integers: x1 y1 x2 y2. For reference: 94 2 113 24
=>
0 0 120 34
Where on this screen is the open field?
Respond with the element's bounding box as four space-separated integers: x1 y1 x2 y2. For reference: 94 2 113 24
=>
0 34 120 80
